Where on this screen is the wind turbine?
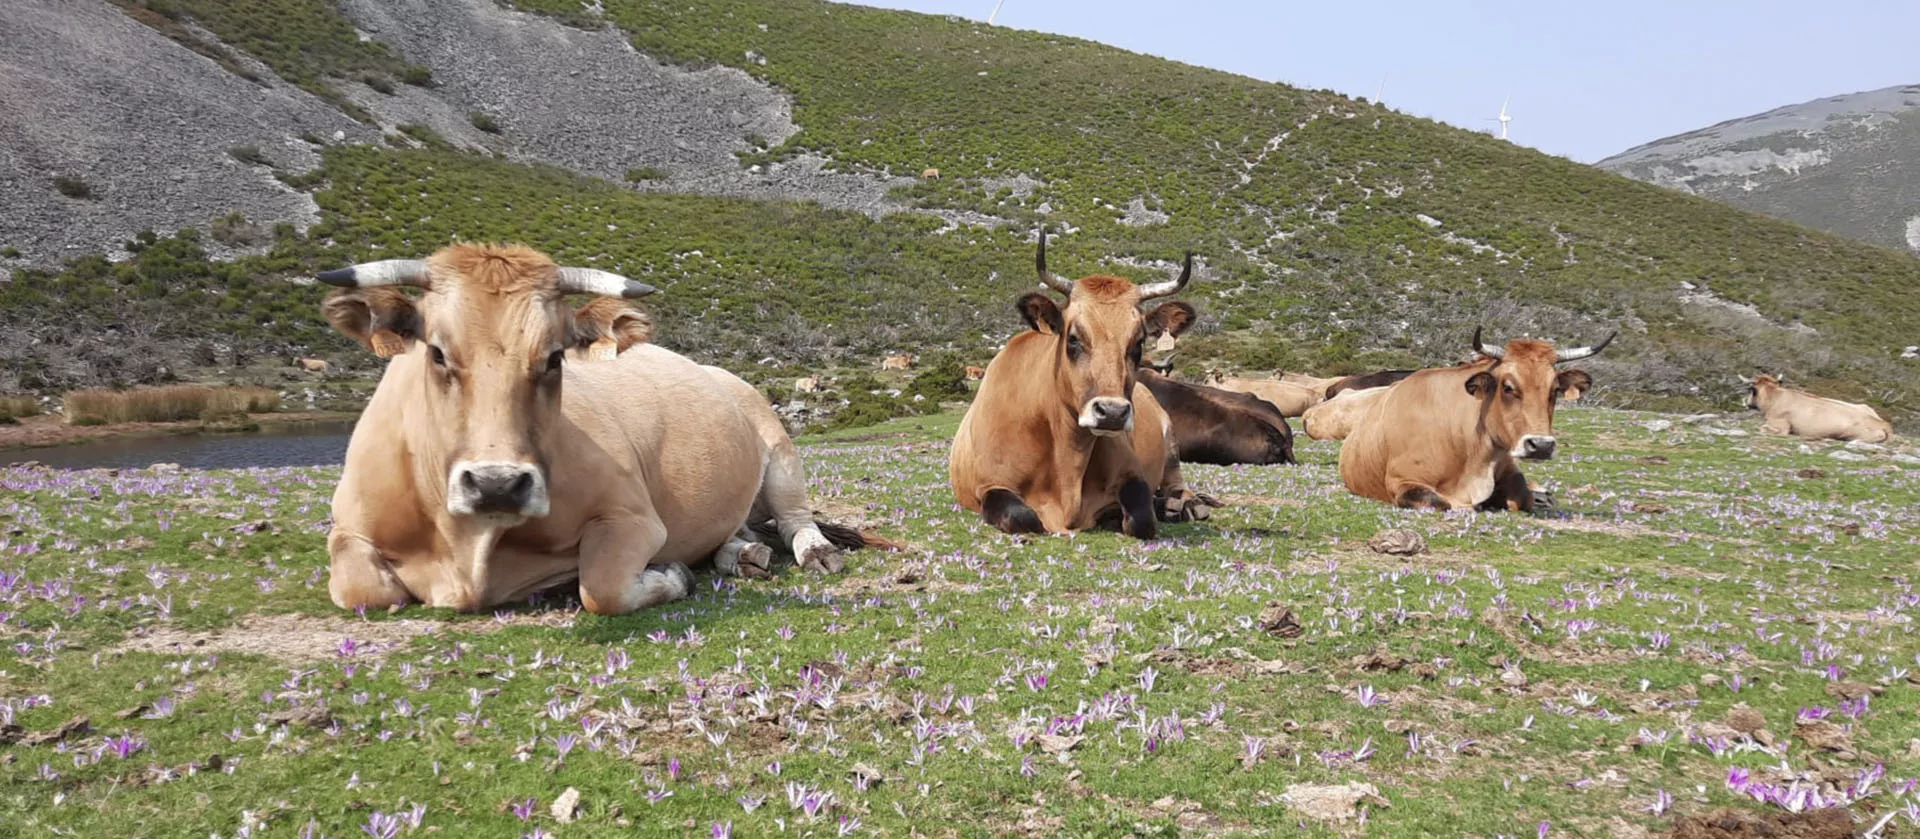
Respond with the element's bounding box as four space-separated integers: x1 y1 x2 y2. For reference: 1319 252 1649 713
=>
1486 96 1512 140
1372 74 1387 105
987 0 1007 24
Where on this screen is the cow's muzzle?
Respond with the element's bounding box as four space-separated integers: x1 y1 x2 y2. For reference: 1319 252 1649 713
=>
1079 397 1134 436
448 461 550 519
1515 435 1556 461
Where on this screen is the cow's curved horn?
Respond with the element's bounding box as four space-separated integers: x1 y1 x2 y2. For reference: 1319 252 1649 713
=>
315 259 429 289
1137 251 1195 301
1472 326 1506 360
556 266 658 299
1737 374 1753 384
1035 225 1074 295
1555 330 1616 363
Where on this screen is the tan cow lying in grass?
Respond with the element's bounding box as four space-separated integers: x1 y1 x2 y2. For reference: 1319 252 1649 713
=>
1742 374 1894 443
318 243 874 615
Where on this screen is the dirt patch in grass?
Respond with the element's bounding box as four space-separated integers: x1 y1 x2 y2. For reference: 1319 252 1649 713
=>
1216 493 1311 509
116 612 441 662
1530 515 1757 546
1663 806 1854 839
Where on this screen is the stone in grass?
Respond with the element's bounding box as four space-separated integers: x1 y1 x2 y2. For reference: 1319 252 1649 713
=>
1279 782 1388 824
1723 707 1765 735
1828 451 1869 462
1256 602 1303 638
1793 720 1854 756
552 787 582 823
1366 529 1427 557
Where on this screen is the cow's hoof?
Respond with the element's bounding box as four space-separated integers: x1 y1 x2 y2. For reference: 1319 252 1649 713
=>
799 543 844 574
738 543 773 579
1529 489 1557 514
1192 492 1224 509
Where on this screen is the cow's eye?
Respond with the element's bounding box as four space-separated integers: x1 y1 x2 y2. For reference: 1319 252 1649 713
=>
546 350 565 373
1066 333 1084 358
1502 382 1518 397
429 346 448 368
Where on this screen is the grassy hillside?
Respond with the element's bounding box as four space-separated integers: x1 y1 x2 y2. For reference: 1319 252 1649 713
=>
11 0 1918 427
4 412 1920 836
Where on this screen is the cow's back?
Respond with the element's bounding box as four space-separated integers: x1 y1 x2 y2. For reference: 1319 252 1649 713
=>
552 345 765 564
1303 386 1388 441
1771 390 1896 442
1338 369 1487 506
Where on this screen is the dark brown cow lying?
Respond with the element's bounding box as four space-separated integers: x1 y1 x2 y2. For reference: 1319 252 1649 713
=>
1326 369 1418 399
1139 370 1296 466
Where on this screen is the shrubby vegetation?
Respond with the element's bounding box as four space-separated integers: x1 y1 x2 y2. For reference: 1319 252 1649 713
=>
61 0 1920 428
62 385 279 425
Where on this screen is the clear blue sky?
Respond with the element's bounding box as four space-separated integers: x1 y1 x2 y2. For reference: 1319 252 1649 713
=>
844 0 1918 163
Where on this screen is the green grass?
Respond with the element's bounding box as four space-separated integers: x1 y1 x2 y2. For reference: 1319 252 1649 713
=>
2 408 1918 836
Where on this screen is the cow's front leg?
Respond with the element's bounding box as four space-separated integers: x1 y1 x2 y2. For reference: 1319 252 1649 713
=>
1479 467 1548 515
1390 482 1452 511
981 488 1048 535
578 513 687 616
328 530 412 611
1155 459 1214 523
1118 477 1159 539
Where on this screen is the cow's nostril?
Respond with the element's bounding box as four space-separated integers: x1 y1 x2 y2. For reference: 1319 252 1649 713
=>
460 471 479 490
508 472 532 497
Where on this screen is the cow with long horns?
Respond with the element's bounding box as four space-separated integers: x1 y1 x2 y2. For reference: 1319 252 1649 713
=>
317 242 870 615
1338 328 1611 512
949 228 1208 537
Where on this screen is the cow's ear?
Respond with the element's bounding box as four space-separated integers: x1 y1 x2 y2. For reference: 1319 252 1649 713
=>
570 298 654 360
322 288 420 359
1465 371 1497 398
1017 292 1064 335
1556 369 1592 402
1144 301 1197 338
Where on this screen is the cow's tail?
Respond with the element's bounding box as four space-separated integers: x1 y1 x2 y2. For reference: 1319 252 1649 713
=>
818 520 905 552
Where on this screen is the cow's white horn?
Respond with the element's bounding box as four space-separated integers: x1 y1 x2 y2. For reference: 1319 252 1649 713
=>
316 259 430 289
1472 326 1506 360
1555 330 1616 363
1035 225 1075 296
1137 251 1195 301
556 267 658 299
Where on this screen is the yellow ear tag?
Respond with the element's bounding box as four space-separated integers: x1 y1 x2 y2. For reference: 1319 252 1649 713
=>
370 329 406 359
588 337 619 361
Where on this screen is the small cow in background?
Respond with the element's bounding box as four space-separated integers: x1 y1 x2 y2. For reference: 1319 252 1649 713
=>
964 365 986 382
882 352 916 370
794 375 823 394
296 357 330 373
1742 374 1894 443
921 167 941 179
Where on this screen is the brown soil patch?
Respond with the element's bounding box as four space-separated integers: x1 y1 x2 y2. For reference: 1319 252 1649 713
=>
117 613 442 662
1529 516 1754 546
1664 807 1853 839
0 412 357 453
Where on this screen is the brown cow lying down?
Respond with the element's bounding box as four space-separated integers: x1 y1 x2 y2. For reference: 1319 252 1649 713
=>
949 226 1211 538
1743 374 1894 443
1139 370 1296 466
1300 385 1390 441
316 243 878 615
1206 375 1325 418
1325 369 1418 399
1339 328 1609 513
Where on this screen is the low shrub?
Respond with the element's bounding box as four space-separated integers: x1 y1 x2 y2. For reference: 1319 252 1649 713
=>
228 145 270 166
52 175 95 200
624 166 669 182
62 385 279 425
469 111 503 135
0 395 41 423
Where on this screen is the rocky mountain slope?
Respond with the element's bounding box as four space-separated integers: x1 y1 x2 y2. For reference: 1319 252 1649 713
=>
1 0 1917 428
1599 84 1920 254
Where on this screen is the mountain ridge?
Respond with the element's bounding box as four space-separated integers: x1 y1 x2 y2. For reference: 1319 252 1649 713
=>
0 0 1916 428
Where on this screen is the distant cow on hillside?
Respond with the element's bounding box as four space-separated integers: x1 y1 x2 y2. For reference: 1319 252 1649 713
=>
964 365 986 381
882 352 917 370
795 375 823 394
296 357 330 373
1742 374 1893 442
921 167 941 179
